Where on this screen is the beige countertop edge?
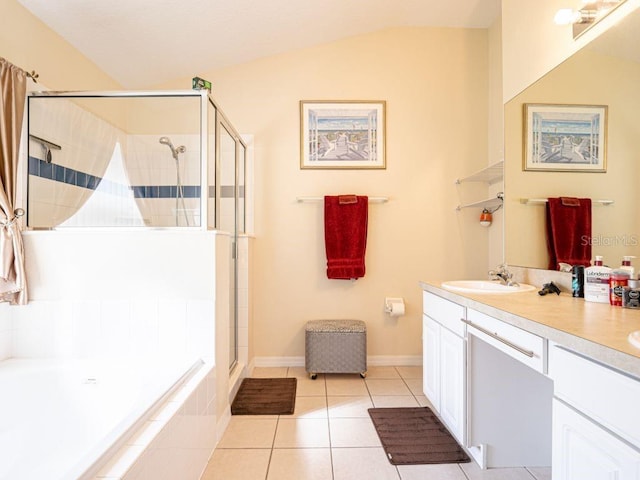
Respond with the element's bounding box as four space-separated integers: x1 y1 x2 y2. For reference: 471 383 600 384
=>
419 280 640 379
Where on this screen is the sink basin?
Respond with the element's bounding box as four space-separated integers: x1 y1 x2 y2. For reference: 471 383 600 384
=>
629 331 640 349
441 280 537 294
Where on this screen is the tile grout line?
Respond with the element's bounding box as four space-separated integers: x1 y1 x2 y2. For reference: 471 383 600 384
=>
323 374 336 480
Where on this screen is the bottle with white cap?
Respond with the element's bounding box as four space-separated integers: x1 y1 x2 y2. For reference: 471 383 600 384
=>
584 255 612 303
620 256 636 280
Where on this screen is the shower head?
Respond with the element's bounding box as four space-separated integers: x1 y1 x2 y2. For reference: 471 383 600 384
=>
159 136 173 148
159 136 186 160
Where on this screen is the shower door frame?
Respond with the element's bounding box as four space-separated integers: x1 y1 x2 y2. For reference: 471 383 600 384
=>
211 96 247 372
25 90 247 372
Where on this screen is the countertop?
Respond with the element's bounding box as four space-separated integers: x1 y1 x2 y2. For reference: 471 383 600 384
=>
420 280 640 379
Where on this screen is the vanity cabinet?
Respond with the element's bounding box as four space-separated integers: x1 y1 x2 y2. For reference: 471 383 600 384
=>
422 291 465 443
549 345 640 480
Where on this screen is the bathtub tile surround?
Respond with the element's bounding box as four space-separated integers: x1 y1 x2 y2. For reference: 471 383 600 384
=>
0 231 237 479
202 366 551 480
96 361 217 480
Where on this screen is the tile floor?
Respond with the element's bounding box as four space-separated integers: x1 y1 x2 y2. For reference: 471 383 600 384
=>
200 366 552 480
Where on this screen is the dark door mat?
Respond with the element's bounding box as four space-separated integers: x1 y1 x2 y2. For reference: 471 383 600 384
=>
368 407 471 465
231 377 297 415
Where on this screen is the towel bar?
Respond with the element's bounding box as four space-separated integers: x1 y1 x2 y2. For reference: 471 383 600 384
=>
520 198 614 206
296 196 388 203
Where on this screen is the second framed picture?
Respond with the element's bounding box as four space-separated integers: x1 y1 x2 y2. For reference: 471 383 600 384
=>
523 103 607 172
300 100 386 169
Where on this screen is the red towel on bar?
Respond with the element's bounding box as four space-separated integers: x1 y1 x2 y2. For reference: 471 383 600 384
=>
546 197 592 270
324 195 368 279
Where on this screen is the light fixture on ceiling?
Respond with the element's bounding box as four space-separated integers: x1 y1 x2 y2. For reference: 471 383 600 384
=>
554 0 625 35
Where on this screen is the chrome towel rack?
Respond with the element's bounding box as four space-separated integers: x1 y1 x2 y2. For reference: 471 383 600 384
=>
296 196 389 203
520 198 614 206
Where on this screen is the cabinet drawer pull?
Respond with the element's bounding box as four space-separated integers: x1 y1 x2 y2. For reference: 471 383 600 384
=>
461 319 535 358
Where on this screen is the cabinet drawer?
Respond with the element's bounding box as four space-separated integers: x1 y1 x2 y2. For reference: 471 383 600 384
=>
465 309 546 373
423 291 465 337
550 345 640 449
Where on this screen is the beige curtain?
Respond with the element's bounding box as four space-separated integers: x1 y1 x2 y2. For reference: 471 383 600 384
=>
0 58 28 305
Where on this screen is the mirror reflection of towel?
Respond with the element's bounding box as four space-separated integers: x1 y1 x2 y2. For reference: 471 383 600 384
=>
546 197 592 270
324 195 368 279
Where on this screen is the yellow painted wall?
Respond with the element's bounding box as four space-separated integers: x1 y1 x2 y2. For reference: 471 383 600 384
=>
163 27 491 360
0 0 120 90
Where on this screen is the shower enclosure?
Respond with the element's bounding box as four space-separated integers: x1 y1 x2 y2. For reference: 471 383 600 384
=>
25 90 246 370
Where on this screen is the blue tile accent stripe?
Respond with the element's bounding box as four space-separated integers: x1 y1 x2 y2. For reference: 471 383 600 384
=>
28 156 203 199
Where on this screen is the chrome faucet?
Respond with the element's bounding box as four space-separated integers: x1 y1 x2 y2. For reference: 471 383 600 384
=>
488 264 519 287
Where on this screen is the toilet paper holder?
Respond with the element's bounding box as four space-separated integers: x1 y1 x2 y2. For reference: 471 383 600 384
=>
384 297 405 316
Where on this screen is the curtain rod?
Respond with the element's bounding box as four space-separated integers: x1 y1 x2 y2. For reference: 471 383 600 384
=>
0 58 38 82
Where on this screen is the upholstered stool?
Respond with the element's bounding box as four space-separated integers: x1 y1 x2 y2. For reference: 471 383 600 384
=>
305 319 367 379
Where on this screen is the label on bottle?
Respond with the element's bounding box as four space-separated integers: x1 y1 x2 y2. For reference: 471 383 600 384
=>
610 277 628 306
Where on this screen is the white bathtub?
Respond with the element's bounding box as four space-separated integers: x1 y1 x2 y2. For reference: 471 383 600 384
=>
0 357 210 480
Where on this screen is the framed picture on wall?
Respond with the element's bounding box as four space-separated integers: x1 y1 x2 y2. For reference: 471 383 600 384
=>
523 103 608 172
300 100 386 169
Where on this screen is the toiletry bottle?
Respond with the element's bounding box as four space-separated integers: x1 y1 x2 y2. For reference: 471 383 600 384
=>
623 279 640 309
620 256 636 280
584 256 612 304
572 265 584 298
609 269 630 306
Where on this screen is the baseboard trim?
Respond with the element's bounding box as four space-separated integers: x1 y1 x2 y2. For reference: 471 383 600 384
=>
253 355 422 368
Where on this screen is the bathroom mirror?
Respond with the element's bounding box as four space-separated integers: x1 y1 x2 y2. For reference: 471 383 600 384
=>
505 7 640 269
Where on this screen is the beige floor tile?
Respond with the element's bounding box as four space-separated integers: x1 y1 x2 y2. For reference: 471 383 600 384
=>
396 366 423 379
201 448 271 480
527 466 552 480
403 378 423 396
461 462 537 479
329 417 381 447
366 378 412 396
415 395 435 409
267 448 333 480
365 366 401 378
398 463 467 480
287 366 313 378
326 375 369 396
252 367 288 378
332 447 400 480
371 395 420 408
217 417 277 448
296 375 327 397
273 418 330 448
327 395 374 418
291 395 327 419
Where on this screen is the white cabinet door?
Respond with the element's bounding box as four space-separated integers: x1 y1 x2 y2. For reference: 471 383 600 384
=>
440 325 465 443
423 314 441 412
553 400 640 480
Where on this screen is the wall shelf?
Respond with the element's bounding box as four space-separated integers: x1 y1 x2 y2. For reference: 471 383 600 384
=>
455 160 504 185
456 193 504 211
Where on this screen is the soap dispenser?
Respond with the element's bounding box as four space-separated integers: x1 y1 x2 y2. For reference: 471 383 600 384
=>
620 256 636 280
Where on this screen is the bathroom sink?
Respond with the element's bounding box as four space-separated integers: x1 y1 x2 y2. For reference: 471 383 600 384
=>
441 280 536 294
629 331 640 349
